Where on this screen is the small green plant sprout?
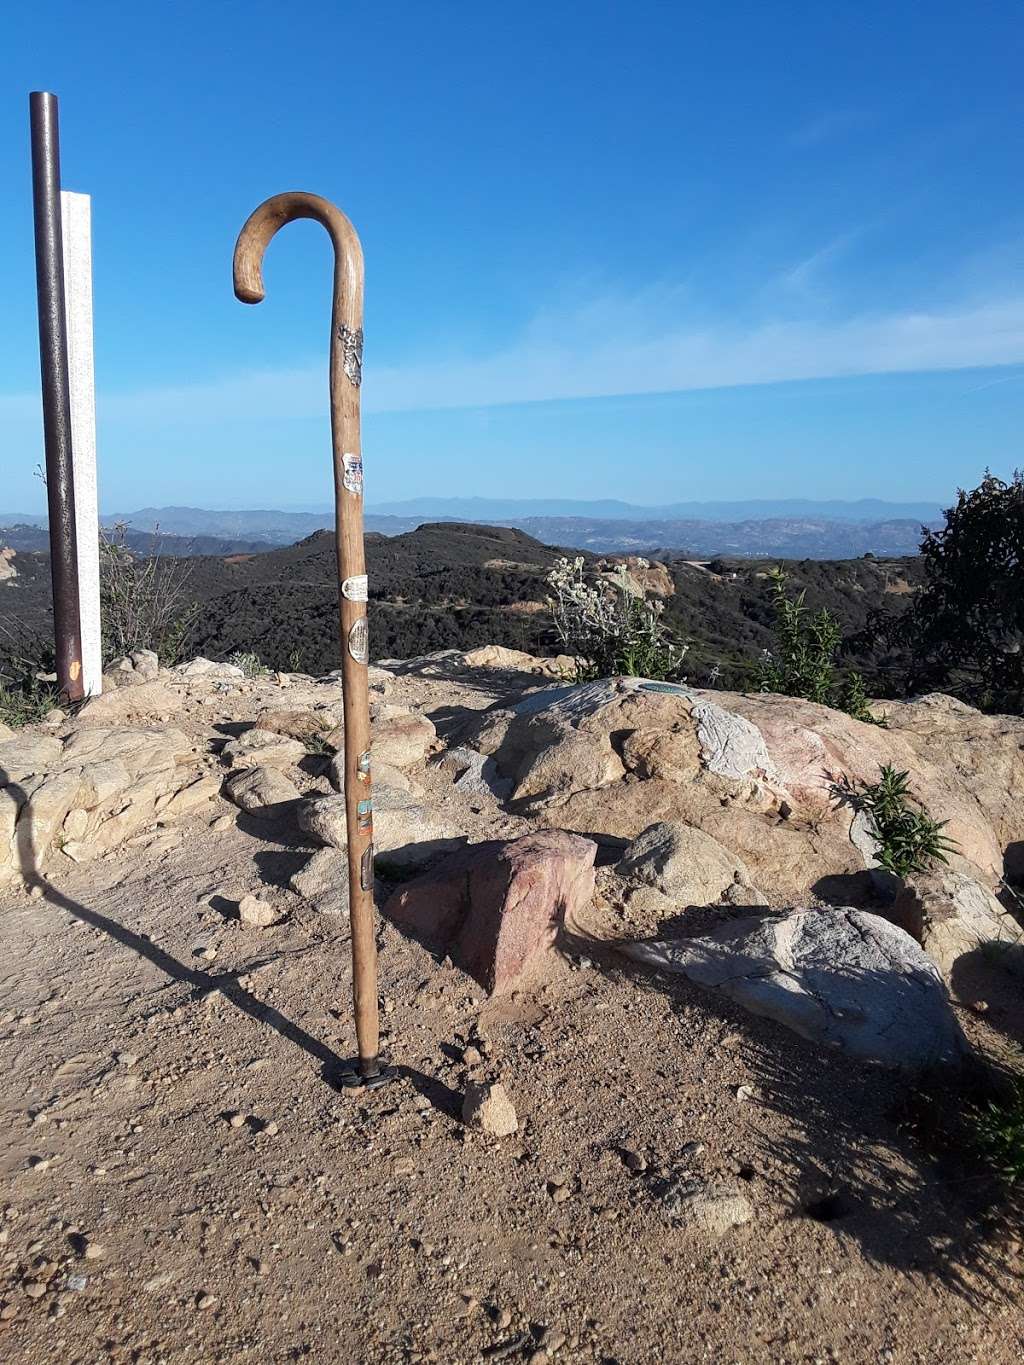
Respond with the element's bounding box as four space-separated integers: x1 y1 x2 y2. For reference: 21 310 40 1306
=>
228 650 269 679
972 1078 1024 1186
546 556 687 682
843 764 959 880
758 566 841 705
0 673 59 729
840 670 886 726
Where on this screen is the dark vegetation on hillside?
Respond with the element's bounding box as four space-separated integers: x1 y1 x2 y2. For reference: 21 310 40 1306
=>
0 523 274 557
1 519 921 692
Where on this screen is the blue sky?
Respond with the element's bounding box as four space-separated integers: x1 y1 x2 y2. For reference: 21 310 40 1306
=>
2 1 1023 513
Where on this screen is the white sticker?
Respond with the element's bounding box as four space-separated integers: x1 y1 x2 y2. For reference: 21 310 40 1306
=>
347 616 369 664
342 452 363 496
342 574 368 602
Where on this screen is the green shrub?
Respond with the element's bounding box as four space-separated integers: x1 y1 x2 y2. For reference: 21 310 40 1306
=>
0 620 58 727
0 675 58 729
546 556 687 681
100 523 198 665
758 567 840 704
843 764 958 879
759 567 883 723
905 471 1024 713
228 650 269 678
973 1079 1024 1186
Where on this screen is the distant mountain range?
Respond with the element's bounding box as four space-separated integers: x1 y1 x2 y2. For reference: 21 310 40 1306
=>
365 495 945 523
0 497 941 559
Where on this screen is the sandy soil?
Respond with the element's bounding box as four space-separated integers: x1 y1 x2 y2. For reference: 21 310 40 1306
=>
1 666 1023 1363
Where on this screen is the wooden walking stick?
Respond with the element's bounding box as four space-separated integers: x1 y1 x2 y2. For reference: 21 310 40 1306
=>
234 193 387 1088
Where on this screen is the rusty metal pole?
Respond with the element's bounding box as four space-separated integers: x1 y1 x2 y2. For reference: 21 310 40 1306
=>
29 91 84 702
234 193 388 1089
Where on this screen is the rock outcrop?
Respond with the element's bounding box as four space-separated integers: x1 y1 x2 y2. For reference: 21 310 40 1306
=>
470 677 1019 897
893 869 1024 980
617 821 761 907
623 907 966 1071
0 724 213 883
385 830 597 992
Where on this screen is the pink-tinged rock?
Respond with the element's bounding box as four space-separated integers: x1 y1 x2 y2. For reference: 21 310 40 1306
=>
384 830 597 993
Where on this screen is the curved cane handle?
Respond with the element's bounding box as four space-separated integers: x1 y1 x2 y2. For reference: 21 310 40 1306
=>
233 191 363 323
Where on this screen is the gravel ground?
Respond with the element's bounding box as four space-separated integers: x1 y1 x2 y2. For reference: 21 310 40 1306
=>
1 666 1022 1363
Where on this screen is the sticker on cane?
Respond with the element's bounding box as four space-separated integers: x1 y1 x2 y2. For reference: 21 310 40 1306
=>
347 616 369 664
356 798 373 833
342 452 363 496
360 844 374 891
356 750 371 783
342 574 368 603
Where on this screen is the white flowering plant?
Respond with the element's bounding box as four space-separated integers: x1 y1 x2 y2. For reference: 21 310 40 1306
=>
545 557 688 681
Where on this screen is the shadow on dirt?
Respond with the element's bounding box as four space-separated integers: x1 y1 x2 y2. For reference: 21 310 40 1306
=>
2 767 346 1092
559 915 1024 1305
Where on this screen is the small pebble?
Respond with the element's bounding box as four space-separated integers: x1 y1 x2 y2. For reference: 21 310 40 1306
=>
23 1282 45 1300
228 1113 246 1129
196 1293 217 1311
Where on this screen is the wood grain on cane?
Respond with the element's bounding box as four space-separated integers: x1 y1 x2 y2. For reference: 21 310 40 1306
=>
233 192 379 1072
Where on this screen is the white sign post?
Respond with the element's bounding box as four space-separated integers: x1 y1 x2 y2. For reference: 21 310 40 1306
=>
60 189 102 696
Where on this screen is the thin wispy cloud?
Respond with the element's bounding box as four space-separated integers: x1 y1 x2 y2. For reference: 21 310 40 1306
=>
3 287 1024 424
790 108 876 148
777 232 861 299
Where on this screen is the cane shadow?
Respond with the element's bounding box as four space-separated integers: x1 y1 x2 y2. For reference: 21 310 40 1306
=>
2 765 346 1091
558 917 1022 1305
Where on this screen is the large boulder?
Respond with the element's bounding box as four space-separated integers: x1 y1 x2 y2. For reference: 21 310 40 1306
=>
222 765 300 819
371 709 436 770
470 677 1015 900
513 729 624 808
893 869 1024 979
74 679 180 727
256 706 337 742
290 846 350 917
1 724 215 883
461 645 574 678
298 786 460 869
175 657 245 680
384 830 597 993
222 728 306 770
438 747 513 802
617 821 757 906
623 907 966 1071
